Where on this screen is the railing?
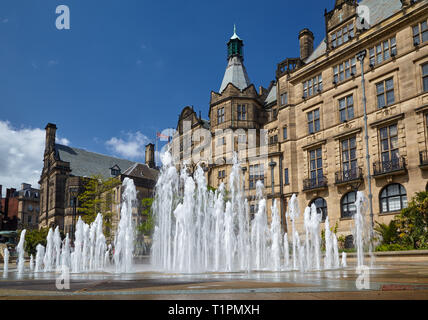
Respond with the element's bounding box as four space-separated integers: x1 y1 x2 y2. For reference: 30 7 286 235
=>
420 150 428 167
335 167 363 184
303 176 328 191
373 157 406 176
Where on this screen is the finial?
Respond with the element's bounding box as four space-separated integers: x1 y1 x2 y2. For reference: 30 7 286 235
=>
234 24 237 35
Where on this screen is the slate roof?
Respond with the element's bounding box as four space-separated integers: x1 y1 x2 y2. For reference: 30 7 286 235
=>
55 144 139 179
122 163 159 180
264 84 277 105
305 0 403 64
219 56 252 93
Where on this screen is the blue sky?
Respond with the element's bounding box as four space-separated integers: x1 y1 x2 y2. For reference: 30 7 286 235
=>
0 0 331 191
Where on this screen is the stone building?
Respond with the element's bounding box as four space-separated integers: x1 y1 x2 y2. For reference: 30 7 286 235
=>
17 184 40 230
171 0 428 237
38 123 158 237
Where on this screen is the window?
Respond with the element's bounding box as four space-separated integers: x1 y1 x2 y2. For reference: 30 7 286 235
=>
249 164 264 189
284 168 289 185
281 93 288 106
309 148 323 182
250 204 259 219
376 78 394 108
423 63 428 92
269 135 278 145
283 126 288 140
341 136 357 174
380 184 408 213
341 192 357 218
333 58 356 83
273 108 278 118
111 168 120 176
28 215 32 224
238 134 246 143
217 107 225 124
218 170 226 179
217 137 225 146
339 95 354 122
310 198 327 222
307 109 320 134
413 20 428 46
303 74 322 98
237 104 246 120
331 22 354 48
369 37 397 66
379 124 399 164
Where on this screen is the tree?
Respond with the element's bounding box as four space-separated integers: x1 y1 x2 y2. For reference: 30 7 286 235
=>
78 175 121 238
20 228 50 256
394 191 428 249
137 198 154 236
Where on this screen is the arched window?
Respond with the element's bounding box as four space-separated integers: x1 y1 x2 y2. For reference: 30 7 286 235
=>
309 197 327 221
341 191 357 218
380 183 408 213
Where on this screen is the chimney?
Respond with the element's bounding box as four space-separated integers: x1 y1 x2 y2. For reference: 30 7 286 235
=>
0 185 2 198
145 143 155 169
299 28 314 62
45 123 57 154
21 183 31 191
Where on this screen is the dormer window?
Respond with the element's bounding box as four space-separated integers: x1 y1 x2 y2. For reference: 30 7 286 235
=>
331 22 354 48
110 165 121 176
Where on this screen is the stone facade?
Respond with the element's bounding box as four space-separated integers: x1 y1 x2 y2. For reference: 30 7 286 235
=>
171 0 428 237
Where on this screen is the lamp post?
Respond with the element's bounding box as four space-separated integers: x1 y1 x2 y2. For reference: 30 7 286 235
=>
69 187 79 240
356 49 375 233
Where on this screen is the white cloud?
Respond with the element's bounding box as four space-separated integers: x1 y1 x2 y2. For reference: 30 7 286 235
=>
0 121 70 196
0 121 44 196
56 137 70 146
105 131 151 160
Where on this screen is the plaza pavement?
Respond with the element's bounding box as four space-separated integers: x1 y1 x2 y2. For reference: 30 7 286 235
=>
1 258 428 300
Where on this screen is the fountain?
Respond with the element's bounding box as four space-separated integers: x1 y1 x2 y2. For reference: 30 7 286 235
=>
3 247 9 276
354 191 371 268
113 177 136 273
17 229 26 274
29 254 34 271
35 244 45 272
151 152 362 274
4 151 370 280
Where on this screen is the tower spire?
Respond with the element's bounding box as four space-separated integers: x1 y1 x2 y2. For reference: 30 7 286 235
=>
219 27 251 93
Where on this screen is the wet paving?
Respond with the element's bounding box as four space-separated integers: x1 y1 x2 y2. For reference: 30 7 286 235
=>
1 260 428 299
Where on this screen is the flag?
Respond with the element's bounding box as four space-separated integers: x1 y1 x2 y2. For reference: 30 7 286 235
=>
157 132 170 142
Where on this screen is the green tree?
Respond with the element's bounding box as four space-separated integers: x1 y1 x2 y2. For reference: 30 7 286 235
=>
394 191 428 249
78 175 121 238
20 228 50 256
137 198 154 236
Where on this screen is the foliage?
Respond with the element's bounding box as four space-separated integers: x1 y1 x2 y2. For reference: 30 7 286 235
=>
77 175 121 238
19 228 50 256
393 191 428 249
375 243 413 252
337 235 346 249
207 186 217 193
137 198 155 236
374 221 398 245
